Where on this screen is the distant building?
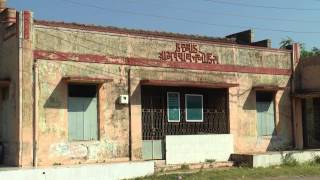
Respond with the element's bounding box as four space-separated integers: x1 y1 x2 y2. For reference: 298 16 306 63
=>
0 0 303 168
295 55 320 149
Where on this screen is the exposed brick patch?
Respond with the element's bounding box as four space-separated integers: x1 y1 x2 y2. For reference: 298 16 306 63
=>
140 80 239 88
293 43 301 63
23 11 31 40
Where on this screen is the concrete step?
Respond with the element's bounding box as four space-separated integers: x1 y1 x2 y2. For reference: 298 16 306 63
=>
231 150 320 168
155 161 234 173
154 160 166 167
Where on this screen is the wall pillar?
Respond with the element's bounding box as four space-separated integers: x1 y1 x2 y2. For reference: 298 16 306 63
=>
129 70 142 160
19 10 34 167
229 87 239 152
293 98 303 149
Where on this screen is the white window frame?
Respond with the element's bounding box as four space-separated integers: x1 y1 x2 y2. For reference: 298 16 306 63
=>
185 94 203 122
167 92 180 122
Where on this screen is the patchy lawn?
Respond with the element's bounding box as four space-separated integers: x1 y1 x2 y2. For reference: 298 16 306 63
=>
135 164 320 180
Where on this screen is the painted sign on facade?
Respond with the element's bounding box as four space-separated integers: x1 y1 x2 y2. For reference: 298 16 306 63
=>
159 43 218 64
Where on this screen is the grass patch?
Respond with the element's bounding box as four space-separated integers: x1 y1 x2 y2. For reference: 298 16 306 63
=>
135 164 320 180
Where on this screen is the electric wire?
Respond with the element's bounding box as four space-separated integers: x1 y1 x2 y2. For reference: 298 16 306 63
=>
61 0 320 34
204 0 320 11
120 0 320 24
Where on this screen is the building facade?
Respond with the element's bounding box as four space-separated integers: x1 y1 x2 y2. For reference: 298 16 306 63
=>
295 55 320 149
0 2 302 167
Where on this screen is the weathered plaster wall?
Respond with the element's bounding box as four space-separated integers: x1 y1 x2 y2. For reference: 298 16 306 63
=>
33 26 291 69
36 60 130 166
131 68 292 154
32 24 293 165
34 61 293 165
0 10 39 167
297 56 320 91
0 15 19 166
293 56 320 149
232 78 292 152
20 11 35 167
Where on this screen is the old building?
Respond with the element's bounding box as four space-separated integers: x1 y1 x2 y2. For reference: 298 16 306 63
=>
0 1 302 168
295 55 320 149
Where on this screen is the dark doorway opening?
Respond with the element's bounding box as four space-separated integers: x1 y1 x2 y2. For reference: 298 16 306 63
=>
302 98 320 149
0 87 9 164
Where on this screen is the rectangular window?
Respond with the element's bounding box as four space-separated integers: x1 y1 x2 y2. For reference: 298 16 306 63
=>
185 94 203 122
167 92 180 122
68 84 98 141
256 91 275 136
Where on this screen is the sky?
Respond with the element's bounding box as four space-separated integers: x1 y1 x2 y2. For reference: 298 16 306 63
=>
7 0 320 49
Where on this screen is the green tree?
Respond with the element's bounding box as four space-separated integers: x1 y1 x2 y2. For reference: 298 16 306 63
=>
279 37 294 49
311 47 320 56
279 37 319 58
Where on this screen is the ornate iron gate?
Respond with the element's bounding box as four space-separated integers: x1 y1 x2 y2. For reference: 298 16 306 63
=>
141 93 165 160
141 86 229 160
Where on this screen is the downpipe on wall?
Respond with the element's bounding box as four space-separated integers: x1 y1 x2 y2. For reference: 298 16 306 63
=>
32 61 38 167
127 68 132 161
18 11 23 167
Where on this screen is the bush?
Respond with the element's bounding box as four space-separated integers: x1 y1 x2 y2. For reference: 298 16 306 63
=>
205 159 216 163
53 162 62 166
309 155 320 165
282 153 298 166
180 164 190 170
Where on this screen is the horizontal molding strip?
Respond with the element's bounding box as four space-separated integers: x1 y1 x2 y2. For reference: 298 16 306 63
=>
33 50 291 76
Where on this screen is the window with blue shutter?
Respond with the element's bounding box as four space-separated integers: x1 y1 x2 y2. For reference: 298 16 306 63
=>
68 84 98 141
256 92 275 136
167 92 180 122
185 94 203 122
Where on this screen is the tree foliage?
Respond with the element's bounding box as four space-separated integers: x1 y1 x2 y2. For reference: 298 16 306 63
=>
279 37 320 58
279 37 294 49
